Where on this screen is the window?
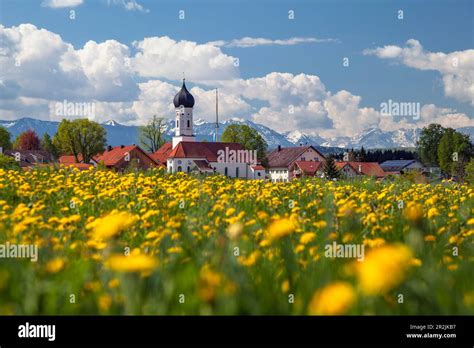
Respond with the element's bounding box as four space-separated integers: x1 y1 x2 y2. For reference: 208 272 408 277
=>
187 166 190 173
187 120 190 128
177 166 182 172
236 167 239 178
257 172 261 176
224 167 228 177
176 120 179 128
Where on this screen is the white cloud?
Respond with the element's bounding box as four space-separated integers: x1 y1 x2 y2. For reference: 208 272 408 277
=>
207 37 338 48
132 36 239 81
364 39 474 105
41 0 83 8
0 24 138 102
107 0 149 12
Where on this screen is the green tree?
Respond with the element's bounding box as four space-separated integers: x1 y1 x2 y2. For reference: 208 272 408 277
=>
323 155 341 180
221 124 268 165
41 133 59 160
139 115 167 153
465 159 474 184
53 119 106 163
0 153 20 170
437 128 473 179
357 146 367 162
417 124 446 166
0 126 12 151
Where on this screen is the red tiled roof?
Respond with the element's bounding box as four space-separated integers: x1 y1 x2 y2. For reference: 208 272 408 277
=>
151 143 172 166
251 165 265 171
267 146 325 168
168 142 245 162
95 145 157 166
295 161 323 175
59 155 84 164
337 162 386 177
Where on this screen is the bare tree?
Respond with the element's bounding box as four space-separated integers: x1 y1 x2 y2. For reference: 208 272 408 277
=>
139 115 167 153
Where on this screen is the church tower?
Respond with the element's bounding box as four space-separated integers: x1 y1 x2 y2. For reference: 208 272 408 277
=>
172 79 196 149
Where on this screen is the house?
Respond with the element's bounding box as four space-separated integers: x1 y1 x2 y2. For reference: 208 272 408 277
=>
290 161 324 179
58 154 95 170
3 149 53 168
150 143 172 168
267 145 325 182
59 144 158 171
250 165 266 180
95 145 158 171
335 162 387 179
380 159 425 173
157 79 260 178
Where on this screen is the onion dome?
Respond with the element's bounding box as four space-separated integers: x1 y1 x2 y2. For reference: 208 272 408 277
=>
173 79 195 108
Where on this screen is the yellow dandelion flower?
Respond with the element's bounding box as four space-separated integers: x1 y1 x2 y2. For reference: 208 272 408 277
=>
89 211 137 241
300 232 316 245
355 244 413 296
45 258 65 274
226 221 244 240
424 235 436 242
106 254 157 273
404 202 423 223
98 294 112 311
266 218 295 241
308 282 356 315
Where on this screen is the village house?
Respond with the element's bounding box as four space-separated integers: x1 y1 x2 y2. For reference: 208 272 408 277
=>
59 144 158 171
2 149 53 169
267 145 326 182
380 159 425 173
335 162 387 179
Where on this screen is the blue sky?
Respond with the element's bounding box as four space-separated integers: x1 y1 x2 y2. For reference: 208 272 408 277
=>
0 0 472 138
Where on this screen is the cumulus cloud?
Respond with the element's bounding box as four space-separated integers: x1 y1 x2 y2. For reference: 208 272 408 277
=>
132 36 239 81
207 37 338 48
41 0 83 8
107 0 149 12
364 39 474 105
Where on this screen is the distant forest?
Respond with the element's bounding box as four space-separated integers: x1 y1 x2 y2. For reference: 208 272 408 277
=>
333 147 416 163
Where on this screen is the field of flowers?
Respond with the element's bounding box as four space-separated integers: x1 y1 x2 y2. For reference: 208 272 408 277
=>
0 167 473 315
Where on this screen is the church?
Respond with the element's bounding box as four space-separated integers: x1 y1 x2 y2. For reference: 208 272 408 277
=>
153 79 266 180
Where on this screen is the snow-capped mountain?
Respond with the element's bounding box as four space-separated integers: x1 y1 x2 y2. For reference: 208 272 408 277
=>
283 130 326 147
1 117 472 151
322 128 421 149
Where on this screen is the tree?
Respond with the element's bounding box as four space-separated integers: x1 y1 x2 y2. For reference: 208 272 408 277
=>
53 119 106 163
0 126 12 151
323 155 341 179
41 133 59 160
14 129 41 150
437 128 473 179
221 124 268 165
357 146 367 162
417 124 446 166
139 115 167 153
0 153 20 170
465 159 474 184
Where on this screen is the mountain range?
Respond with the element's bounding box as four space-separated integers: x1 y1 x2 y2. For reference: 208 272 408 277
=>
1 117 473 152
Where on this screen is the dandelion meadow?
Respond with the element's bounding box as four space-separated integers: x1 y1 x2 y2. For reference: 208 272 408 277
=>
0 167 473 315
